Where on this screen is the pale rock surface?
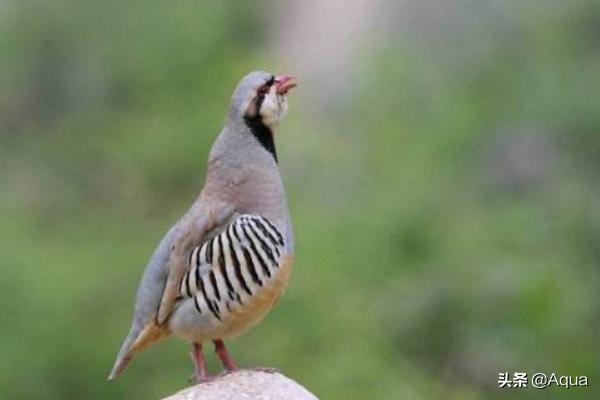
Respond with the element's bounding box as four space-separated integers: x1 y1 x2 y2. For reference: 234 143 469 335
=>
162 370 319 400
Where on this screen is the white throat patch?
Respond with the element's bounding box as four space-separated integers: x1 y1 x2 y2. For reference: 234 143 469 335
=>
259 86 289 128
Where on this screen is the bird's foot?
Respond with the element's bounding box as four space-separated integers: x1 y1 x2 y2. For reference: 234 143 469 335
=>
188 371 216 384
189 343 212 384
213 339 238 371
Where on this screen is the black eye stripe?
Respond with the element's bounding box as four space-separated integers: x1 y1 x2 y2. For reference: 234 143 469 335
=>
242 75 279 162
257 77 275 95
255 92 266 111
254 77 276 111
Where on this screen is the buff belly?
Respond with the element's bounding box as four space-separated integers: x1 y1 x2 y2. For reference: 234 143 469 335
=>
169 255 293 342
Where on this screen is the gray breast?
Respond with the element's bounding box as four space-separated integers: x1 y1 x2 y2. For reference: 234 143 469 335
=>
179 214 286 322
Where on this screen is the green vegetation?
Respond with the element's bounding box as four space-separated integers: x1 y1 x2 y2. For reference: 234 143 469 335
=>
1 1 599 399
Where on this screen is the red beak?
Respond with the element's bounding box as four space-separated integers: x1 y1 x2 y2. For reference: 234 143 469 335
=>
275 75 297 95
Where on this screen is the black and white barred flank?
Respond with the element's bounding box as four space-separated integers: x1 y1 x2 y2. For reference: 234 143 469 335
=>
179 214 285 321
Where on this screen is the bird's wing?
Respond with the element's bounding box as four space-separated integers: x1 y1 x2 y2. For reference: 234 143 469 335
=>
108 198 234 379
156 199 236 324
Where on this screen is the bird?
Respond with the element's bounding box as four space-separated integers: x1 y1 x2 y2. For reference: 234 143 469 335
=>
108 71 297 382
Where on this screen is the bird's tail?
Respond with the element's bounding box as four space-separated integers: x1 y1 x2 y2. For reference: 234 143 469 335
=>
108 320 170 380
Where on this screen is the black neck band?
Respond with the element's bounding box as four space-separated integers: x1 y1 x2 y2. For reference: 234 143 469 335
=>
243 115 277 163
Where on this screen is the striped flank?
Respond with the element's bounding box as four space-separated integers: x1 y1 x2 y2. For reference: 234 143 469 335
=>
179 215 285 322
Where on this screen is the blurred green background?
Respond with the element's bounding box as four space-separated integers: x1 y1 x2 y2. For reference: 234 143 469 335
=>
1 1 599 399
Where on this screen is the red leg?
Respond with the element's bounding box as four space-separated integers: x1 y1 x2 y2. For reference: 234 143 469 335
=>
213 339 238 371
190 342 210 382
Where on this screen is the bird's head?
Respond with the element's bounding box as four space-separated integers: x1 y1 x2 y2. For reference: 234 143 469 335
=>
229 71 297 129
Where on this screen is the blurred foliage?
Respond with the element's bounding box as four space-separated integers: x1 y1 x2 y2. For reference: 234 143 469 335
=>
1 1 599 399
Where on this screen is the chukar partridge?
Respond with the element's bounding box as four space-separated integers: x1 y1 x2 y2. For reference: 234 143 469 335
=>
108 71 297 381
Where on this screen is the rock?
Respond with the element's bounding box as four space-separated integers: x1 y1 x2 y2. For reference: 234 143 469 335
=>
162 370 319 400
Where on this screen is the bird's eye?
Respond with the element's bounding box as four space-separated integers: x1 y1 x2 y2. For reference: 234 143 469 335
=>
257 85 269 96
